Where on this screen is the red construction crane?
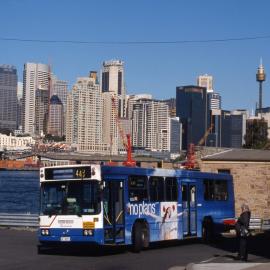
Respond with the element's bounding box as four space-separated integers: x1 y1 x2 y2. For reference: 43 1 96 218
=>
111 96 136 167
184 143 196 169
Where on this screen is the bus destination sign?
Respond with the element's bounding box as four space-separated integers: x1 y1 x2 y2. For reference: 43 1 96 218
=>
44 166 91 180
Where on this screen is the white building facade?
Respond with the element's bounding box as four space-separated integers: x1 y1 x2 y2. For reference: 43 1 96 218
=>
131 99 170 151
66 74 107 153
197 74 213 92
208 92 221 110
0 133 35 151
127 94 153 119
102 92 119 155
22 63 50 135
101 60 126 118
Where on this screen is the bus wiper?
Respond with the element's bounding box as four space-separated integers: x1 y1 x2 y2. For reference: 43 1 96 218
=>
45 206 60 217
46 208 56 218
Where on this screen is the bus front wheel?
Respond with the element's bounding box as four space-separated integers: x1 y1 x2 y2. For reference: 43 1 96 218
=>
132 222 149 252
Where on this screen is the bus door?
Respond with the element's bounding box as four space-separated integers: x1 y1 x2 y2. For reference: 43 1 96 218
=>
103 179 125 244
181 181 197 236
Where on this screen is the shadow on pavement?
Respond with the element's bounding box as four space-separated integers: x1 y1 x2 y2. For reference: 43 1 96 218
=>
38 244 127 257
148 238 201 250
38 233 270 259
208 232 270 260
38 237 204 257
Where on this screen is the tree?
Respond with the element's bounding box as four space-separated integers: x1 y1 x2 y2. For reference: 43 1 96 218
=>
43 134 65 142
244 119 268 149
0 128 13 136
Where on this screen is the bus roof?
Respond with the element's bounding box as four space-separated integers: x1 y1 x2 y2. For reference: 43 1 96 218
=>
101 165 232 180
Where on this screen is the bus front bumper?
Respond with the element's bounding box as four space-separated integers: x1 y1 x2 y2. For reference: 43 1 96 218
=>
38 228 104 245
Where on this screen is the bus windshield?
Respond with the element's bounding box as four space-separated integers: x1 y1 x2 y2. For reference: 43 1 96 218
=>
40 180 101 216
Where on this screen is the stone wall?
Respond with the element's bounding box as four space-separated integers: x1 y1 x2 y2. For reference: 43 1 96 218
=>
200 161 270 219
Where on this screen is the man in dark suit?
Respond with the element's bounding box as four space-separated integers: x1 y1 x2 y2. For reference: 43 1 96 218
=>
235 203 251 261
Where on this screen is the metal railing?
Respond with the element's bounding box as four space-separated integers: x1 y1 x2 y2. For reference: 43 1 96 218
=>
249 217 262 230
249 217 270 231
0 213 38 228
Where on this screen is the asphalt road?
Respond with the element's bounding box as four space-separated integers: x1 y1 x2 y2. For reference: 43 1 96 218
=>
0 229 270 270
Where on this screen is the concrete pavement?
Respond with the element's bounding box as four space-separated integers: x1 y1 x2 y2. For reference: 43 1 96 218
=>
186 263 270 270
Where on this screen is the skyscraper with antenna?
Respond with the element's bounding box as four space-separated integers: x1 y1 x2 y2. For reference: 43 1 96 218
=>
256 58 266 111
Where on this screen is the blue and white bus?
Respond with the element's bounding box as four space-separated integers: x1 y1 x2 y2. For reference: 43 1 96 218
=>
38 164 235 252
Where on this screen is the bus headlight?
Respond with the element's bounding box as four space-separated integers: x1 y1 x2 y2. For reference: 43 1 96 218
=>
83 229 94 236
41 229 50 236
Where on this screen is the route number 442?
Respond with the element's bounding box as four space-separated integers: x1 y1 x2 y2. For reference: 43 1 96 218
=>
75 169 86 178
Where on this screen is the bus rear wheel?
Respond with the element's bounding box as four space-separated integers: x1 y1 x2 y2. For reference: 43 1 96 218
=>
132 222 149 252
202 218 214 243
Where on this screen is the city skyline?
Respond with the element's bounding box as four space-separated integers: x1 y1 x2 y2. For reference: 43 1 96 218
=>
1 1 270 112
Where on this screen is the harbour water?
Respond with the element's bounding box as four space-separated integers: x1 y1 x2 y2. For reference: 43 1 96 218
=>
0 170 39 214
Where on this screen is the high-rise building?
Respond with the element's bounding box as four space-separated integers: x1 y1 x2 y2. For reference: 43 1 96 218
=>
197 74 213 93
176 85 210 150
197 74 221 110
127 94 153 119
198 74 221 111
0 65 18 131
51 77 68 135
220 110 248 148
207 109 222 147
66 91 78 144
208 92 221 110
51 77 68 107
16 82 23 130
132 101 148 148
102 92 119 155
66 73 107 153
170 117 182 153
132 99 170 151
16 98 23 130
22 63 50 135
48 95 64 137
101 60 126 118
35 88 49 136
163 98 176 117
17 82 23 100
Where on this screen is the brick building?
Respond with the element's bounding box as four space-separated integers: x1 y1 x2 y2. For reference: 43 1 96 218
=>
200 149 270 220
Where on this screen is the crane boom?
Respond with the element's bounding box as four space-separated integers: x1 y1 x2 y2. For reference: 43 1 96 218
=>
184 124 214 170
197 124 214 146
111 96 136 167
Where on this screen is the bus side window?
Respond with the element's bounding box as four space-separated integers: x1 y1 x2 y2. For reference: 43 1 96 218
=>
204 179 228 201
204 180 215 200
128 175 148 202
214 180 228 201
149 176 164 202
182 185 188 202
165 177 177 201
189 185 196 207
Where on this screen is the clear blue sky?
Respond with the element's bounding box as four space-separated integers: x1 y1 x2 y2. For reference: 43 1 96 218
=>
1 0 270 111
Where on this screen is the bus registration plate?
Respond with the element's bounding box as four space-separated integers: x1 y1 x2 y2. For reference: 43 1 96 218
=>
60 236 71 242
